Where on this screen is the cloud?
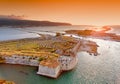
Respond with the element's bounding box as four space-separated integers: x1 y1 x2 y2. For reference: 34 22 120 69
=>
0 15 26 20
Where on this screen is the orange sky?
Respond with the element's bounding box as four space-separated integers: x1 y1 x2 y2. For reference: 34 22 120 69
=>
0 0 120 25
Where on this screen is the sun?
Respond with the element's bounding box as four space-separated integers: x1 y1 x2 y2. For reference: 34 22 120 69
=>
88 26 111 32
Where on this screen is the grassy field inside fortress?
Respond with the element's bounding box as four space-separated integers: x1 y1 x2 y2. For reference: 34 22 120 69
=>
0 36 77 64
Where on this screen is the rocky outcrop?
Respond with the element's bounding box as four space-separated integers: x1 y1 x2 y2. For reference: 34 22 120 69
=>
0 80 15 84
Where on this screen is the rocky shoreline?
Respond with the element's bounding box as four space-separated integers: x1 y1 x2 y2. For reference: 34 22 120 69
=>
65 28 120 42
0 80 15 84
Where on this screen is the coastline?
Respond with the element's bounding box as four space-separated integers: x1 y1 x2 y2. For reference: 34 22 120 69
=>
65 29 120 42
0 34 99 78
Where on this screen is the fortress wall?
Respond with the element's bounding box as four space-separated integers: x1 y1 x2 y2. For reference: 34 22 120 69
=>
0 41 81 78
37 65 61 78
58 56 78 71
1 55 39 66
71 41 81 56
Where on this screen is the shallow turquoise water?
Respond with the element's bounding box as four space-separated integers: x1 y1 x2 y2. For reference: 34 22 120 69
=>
0 64 80 84
0 39 120 84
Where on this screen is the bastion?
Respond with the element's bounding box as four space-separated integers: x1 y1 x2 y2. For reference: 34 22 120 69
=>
0 34 98 78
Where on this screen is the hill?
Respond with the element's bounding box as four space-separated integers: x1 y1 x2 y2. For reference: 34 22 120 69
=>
0 18 72 27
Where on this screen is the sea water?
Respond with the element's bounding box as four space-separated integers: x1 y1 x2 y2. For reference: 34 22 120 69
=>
0 26 120 84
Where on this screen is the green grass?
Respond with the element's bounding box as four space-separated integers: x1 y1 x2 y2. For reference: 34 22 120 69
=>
0 35 78 67
0 36 77 63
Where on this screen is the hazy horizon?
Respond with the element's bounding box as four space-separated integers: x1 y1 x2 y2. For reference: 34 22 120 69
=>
0 14 120 26
0 0 120 25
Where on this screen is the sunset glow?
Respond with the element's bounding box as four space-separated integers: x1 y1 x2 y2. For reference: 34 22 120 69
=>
88 26 111 32
0 0 120 25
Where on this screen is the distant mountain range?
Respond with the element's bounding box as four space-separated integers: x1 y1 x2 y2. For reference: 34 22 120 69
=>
0 16 72 27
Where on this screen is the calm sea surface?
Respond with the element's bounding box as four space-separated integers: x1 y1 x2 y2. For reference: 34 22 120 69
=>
0 26 120 84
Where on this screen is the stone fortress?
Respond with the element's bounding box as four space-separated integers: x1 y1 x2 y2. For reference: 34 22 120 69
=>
0 34 98 78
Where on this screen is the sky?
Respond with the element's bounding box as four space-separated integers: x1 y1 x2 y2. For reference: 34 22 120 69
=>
0 0 120 25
